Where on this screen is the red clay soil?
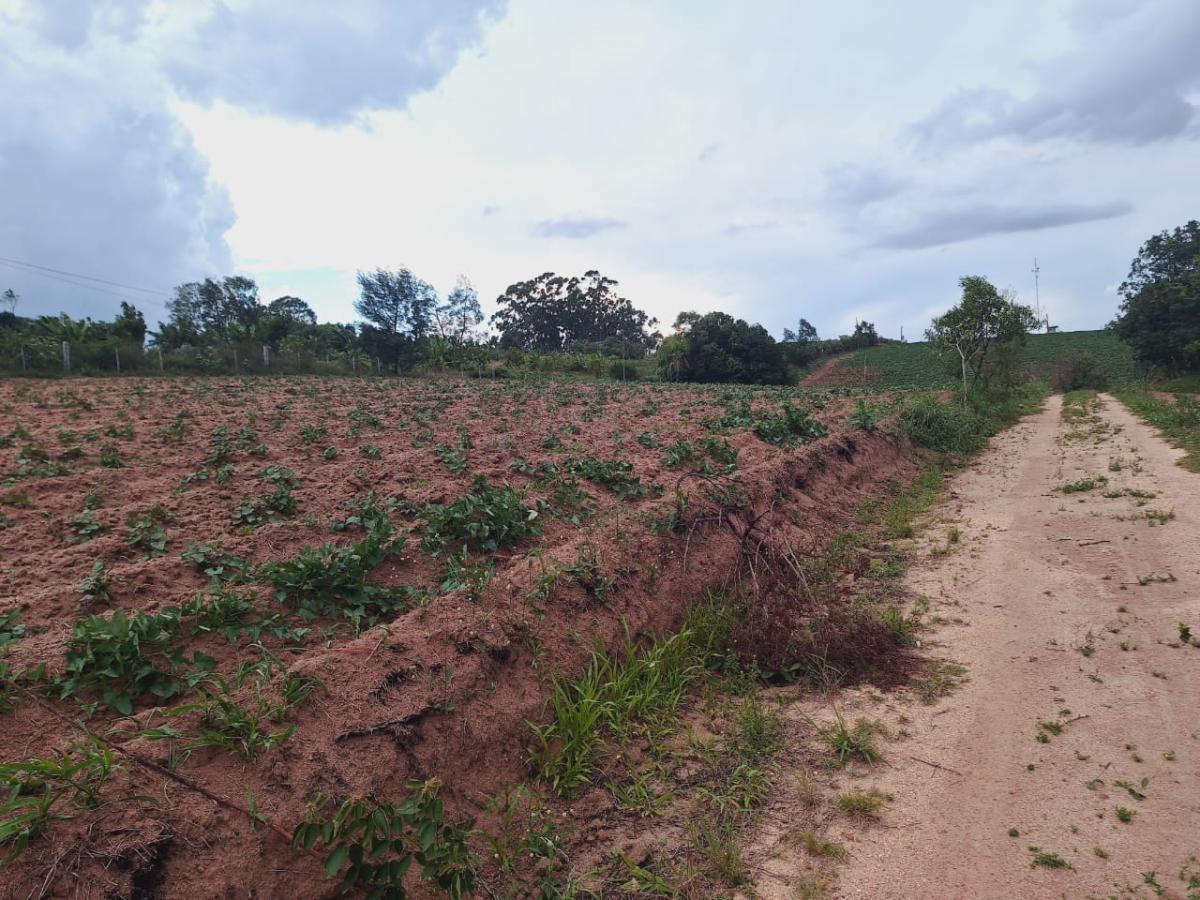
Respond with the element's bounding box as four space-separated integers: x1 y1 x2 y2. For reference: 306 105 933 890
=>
0 376 919 897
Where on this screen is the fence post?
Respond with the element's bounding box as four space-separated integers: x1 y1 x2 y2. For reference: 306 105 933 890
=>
115 347 121 374
157 346 164 371
263 345 270 369
62 341 71 373
20 346 26 372
233 348 239 372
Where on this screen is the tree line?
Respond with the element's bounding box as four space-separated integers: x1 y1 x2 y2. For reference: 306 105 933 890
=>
3 217 1193 379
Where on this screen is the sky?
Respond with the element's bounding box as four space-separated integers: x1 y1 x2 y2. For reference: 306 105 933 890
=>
1 0 1198 341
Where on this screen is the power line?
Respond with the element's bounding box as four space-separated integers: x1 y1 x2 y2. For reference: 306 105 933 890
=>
0 255 171 298
0 259 153 303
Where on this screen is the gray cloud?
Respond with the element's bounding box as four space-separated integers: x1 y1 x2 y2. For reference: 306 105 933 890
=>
913 0 1200 147
0 20 232 322
824 164 908 208
532 217 627 239
0 0 505 321
163 0 505 124
872 200 1133 250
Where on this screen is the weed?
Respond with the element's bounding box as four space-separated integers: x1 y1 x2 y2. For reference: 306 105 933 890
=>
1028 846 1074 870
0 738 115 861
911 660 968 704
1116 806 1135 823
787 828 847 860
836 787 891 817
820 713 886 766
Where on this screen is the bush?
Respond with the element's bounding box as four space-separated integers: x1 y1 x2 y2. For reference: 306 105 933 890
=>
607 360 639 381
898 396 989 455
1052 352 1109 392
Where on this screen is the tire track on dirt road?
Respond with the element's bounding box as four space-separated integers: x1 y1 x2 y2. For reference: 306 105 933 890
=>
836 393 1200 899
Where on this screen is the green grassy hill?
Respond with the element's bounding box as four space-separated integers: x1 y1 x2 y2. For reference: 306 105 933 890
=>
814 330 1138 390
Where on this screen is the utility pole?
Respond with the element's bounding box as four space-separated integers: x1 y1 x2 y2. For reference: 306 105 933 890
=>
1032 257 1043 330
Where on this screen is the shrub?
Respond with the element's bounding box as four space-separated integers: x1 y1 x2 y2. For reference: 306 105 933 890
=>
1052 351 1109 392
898 396 988 455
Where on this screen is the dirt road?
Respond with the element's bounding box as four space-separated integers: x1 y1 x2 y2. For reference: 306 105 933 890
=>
837 394 1200 899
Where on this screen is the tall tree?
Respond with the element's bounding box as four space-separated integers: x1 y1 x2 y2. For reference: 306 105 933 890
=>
782 318 818 343
1110 220 1200 372
355 268 437 340
162 276 262 345
491 270 657 352
112 302 147 344
434 276 484 345
927 276 1038 406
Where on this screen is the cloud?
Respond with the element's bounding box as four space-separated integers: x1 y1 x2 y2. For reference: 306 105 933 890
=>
0 6 232 322
872 200 1133 250
0 0 503 320
912 0 1200 147
161 0 505 124
824 164 907 208
532 217 627 239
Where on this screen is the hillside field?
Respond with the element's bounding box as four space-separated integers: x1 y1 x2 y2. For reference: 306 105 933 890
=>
808 329 1138 389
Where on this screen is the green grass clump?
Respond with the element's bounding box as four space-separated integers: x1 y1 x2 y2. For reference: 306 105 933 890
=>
1113 388 1200 471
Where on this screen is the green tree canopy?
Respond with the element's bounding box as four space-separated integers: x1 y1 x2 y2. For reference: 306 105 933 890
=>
658 311 789 384
1110 220 1200 372
491 270 657 352
354 267 437 340
927 276 1038 405
161 276 262 345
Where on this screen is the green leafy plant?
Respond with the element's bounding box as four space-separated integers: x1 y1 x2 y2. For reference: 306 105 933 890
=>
420 478 543 555
76 561 114 606
566 457 646 499
261 515 419 628
126 506 170 558
291 780 475 899
60 608 213 714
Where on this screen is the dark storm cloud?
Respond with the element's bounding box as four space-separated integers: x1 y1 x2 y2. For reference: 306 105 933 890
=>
163 0 505 124
872 200 1132 250
913 0 1200 147
0 31 233 321
0 0 506 320
532 217 627 239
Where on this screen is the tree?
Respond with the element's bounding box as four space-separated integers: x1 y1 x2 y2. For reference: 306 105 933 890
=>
1 289 17 316
491 270 657 352
355 267 437 345
266 295 317 325
1109 220 1200 372
434 276 484 345
673 310 702 332
927 276 1038 406
659 311 789 384
112 302 147 345
162 276 262 345
851 320 878 347
782 318 818 343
